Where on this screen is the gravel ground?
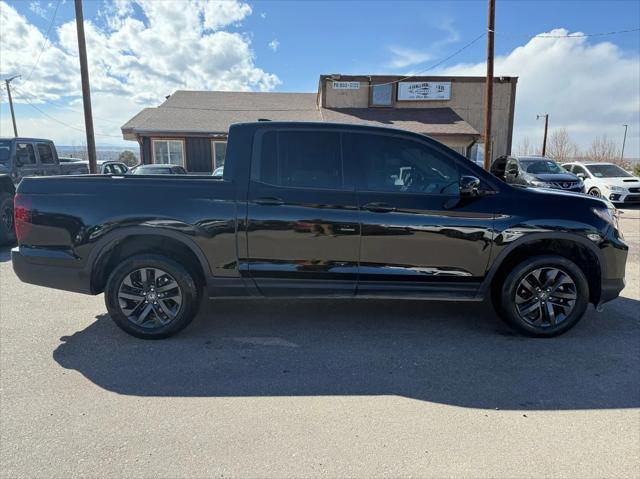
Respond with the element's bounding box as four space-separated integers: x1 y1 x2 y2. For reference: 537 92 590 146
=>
1 207 638 478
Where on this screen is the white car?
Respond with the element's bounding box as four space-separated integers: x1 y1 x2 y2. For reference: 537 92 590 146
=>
562 162 640 205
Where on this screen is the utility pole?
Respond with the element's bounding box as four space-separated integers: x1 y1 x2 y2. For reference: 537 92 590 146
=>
483 0 495 170
537 114 549 156
621 124 628 160
74 0 97 174
4 75 20 137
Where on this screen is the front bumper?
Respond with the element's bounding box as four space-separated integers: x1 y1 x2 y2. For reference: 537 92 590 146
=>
598 278 626 306
11 246 93 294
609 192 640 203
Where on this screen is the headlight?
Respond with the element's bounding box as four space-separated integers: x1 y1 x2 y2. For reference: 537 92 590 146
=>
531 180 551 187
591 206 618 225
608 185 626 192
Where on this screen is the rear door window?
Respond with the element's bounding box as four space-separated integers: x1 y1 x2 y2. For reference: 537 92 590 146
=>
254 130 343 190
16 143 36 164
36 143 55 164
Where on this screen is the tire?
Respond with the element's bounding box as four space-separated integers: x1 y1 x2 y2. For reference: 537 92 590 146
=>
495 255 589 337
588 187 601 198
0 193 16 246
104 254 201 339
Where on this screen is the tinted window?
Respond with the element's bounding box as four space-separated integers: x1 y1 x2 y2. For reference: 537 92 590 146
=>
520 159 565 174
571 165 587 176
16 143 36 165
0 140 10 163
114 164 127 174
37 143 55 164
587 164 632 178
256 130 343 190
343 133 459 194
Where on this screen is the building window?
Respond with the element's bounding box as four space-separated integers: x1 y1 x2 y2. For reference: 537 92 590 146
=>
371 83 393 107
212 141 227 169
152 139 184 166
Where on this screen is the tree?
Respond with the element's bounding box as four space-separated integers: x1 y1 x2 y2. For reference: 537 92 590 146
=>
118 150 138 166
517 136 531 156
585 135 620 162
546 128 579 162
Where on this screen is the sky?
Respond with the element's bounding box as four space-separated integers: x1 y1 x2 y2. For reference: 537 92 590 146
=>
0 0 639 157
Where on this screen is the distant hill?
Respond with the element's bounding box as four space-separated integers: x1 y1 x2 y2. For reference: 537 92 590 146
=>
56 145 139 162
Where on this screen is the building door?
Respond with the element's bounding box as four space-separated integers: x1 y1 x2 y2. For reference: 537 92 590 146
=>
342 131 494 297
245 128 360 296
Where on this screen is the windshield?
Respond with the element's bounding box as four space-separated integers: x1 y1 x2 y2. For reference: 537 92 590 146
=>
132 167 171 175
520 159 567 174
0 140 11 163
587 164 632 178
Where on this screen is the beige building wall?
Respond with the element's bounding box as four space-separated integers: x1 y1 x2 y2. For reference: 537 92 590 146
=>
320 76 517 160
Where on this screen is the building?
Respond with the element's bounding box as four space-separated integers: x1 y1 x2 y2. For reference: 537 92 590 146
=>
121 74 518 173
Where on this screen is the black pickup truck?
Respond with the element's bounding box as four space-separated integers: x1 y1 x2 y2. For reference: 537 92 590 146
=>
12 122 628 339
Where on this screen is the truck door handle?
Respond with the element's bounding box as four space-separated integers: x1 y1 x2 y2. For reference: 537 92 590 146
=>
254 196 284 206
363 202 396 213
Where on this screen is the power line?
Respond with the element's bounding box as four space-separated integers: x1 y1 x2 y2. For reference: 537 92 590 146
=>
24 0 62 83
10 85 123 125
12 90 123 139
499 27 640 40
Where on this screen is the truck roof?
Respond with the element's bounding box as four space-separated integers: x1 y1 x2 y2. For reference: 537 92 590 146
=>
0 137 55 143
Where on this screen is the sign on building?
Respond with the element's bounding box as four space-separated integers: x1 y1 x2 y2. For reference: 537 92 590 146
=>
398 81 451 101
332 81 360 90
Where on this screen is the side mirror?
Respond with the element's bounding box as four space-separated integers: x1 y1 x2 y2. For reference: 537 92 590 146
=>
460 175 481 197
576 173 585 180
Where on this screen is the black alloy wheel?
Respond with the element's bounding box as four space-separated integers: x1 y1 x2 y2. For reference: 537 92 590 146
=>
105 254 200 339
117 267 183 329
496 255 589 337
514 266 577 328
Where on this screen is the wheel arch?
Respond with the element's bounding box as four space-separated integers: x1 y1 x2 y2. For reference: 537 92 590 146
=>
482 232 605 304
88 227 212 294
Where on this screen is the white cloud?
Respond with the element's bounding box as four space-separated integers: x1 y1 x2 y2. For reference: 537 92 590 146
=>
388 18 460 69
268 39 280 52
387 46 432 69
0 0 279 144
260 12 267 19
28 1 49 19
440 29 640 157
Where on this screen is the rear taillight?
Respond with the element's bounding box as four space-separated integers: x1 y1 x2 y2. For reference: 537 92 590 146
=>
13 194 32 243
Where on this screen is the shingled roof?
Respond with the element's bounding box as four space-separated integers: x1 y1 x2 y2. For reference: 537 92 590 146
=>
121 90 479 138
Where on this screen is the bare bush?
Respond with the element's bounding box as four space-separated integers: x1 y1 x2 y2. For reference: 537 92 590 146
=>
546 128 580 162
585 135 621 162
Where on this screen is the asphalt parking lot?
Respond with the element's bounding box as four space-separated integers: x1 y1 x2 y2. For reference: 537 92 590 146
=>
1 207 638 478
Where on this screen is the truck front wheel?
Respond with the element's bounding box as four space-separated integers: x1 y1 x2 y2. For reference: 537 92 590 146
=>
0 193 16 246
494 255 590 337
105 254 201 339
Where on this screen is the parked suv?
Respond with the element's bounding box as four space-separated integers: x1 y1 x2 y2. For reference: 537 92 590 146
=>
491 155 584 193
0 138 88 183
562 162 640 204
12 123 628 339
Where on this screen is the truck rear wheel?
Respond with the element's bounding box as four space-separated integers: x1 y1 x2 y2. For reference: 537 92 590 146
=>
494 255 589 337
105 254 201 339
0 193 16 246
